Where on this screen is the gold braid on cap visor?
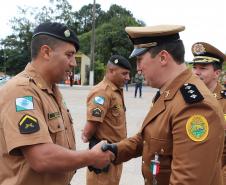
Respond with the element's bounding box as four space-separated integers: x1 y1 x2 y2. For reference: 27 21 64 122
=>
193 56 220 63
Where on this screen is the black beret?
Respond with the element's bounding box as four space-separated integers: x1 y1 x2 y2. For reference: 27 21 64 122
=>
109 55 132 70
32 22 80 51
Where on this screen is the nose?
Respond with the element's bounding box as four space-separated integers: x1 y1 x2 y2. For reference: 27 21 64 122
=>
193 68 200 76
126 74 130 80
70 57 77 67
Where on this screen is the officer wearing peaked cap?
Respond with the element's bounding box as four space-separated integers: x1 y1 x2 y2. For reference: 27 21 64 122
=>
191 42 226 184
82 55 131 185
0 22 114 185
107 25 225 185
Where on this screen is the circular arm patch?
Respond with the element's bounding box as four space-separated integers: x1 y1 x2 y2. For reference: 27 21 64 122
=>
186 115 209 142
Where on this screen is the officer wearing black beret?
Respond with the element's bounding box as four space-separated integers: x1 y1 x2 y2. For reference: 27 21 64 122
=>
105 25 225 185
0 22 114 185
82 54 131 185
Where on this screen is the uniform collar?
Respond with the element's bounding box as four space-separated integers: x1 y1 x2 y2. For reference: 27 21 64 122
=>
160 68 192 101
103 77 123 92
213 82 224 100
24 63 54 94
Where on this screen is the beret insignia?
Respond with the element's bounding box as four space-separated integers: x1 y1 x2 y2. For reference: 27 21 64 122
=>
186 115 209 142
114 59 119 64
220 90 226 98
64 29 70 37
92 108 102 117
18 115 40 134
180 83 204 103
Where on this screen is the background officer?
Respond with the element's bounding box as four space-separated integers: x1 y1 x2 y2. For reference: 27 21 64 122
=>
82 55 131 185
191 42 226 183
109 25 225 185
0 22 114 185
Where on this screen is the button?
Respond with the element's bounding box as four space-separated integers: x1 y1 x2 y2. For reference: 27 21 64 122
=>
142 160 145 164
58 125 61 128
143 140 146 144
160 148 164 154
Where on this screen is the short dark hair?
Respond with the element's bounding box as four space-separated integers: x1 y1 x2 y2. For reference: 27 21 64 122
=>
31 35 64 59
212 62 223 70
148 40 185 64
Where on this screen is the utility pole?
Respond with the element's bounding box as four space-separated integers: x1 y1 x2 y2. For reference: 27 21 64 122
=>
89 0 96 86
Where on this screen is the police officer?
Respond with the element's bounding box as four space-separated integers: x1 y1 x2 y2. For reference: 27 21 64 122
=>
107 25 225 185
191 42 226 183
0 22 114 185
82 55 131 185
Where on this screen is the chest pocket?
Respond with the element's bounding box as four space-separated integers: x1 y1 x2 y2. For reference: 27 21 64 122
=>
111 104 124 117
47 117 65 144
150 138 172 169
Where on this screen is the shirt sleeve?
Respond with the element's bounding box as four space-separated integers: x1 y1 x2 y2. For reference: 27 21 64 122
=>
86 90 110 123
1 85 53 155
170 101 224 184
114 133 143 164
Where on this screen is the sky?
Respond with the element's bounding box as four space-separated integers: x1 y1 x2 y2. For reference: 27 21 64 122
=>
0 0 225 61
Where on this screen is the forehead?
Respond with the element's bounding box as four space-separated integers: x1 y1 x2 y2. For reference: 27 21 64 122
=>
193 63 213 68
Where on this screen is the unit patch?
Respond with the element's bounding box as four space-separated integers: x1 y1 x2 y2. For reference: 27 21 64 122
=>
48 112 61 120
186 115 209 142
92 108 102 117
94 96 105 105
180 83 204 104
18 115 40 134
16 96 34 112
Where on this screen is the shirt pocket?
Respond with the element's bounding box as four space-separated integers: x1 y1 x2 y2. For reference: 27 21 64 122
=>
149 137 172 169
47 118 65 144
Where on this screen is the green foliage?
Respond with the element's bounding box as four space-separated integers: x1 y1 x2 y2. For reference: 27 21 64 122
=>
94 60 105 84
0 1 144 81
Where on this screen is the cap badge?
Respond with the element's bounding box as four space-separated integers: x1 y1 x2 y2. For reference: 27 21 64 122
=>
114 59 119 64
193 43 206 55
64 30 70 37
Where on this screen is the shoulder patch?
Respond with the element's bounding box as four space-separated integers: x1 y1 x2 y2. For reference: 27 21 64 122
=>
186 115 209 142
220 90 226 99
18 115 40 134
16 96 34 112
92 108 102 117
180 83 204 104
94 96 105 105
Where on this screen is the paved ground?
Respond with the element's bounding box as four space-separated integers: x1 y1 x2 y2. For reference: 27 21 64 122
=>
59 85 157 185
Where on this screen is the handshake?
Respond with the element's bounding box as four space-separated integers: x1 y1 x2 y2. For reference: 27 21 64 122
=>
88 137 117 174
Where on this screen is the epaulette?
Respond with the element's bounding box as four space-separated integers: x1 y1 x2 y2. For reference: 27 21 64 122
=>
220 90 226 98
180 83 204 104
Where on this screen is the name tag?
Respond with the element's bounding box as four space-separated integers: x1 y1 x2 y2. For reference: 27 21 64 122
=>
48 112 61 120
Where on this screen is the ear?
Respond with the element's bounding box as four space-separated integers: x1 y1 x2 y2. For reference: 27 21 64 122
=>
214 69 221 78
40 45 52 60
159 50 168 66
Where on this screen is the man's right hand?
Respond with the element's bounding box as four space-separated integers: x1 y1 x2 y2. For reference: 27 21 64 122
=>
90 141 115 169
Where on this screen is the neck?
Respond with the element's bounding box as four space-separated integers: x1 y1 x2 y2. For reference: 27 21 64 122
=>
31 60 53 88
160 63 187 90
207 81 218 92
